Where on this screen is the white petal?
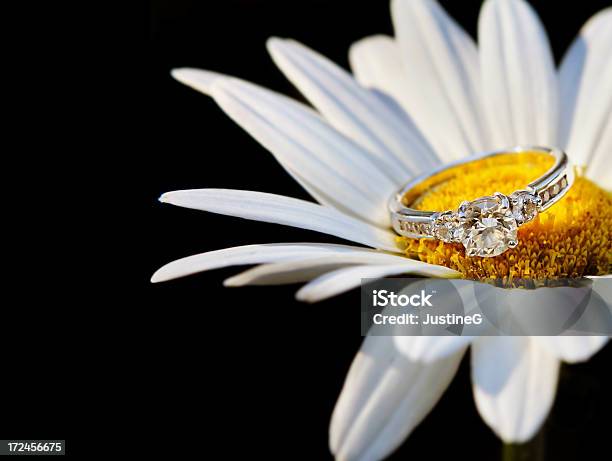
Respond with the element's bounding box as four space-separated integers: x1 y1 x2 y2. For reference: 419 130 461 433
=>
225 260 343 286
224 251 418 286
471 337 560 443
559 9 612 148
171 69 342 211
559 8 612 187
349 36 446 166
160 189 399 252
296 263 460 303
394 336 472 364
171 67 224 96
171 69 398 224
210 78 396 227
479 0 559 148
393 280 479 362
534 336 609 364
268 38 439 179
392 0 487 160
331 335 464 461
349 35 414 117
151 243 369 283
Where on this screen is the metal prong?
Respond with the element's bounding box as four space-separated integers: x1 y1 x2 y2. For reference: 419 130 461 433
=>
458 201 470 216
494 192 510 209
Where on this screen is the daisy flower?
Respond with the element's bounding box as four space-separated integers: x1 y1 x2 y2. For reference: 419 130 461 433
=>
153 0 611 458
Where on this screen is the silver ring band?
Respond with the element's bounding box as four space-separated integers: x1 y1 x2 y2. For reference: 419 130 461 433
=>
389 146 574 257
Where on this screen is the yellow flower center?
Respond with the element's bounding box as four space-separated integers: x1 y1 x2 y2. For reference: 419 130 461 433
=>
397 152 612 282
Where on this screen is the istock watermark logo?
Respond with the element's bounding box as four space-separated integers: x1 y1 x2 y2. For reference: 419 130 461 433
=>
372 289 434 307
361 277 612 337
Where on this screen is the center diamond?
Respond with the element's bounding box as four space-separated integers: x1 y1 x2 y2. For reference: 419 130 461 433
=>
458 195 518 257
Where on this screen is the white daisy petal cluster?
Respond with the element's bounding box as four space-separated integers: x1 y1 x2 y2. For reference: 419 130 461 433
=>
155 0 611 458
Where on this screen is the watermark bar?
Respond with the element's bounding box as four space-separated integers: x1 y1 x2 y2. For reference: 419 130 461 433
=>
361 278 612 336
0 441 65 456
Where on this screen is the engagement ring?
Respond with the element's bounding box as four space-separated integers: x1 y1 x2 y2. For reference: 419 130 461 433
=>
389 146 574 257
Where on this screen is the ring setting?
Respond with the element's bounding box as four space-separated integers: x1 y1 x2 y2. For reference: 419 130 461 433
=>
389 147 574 258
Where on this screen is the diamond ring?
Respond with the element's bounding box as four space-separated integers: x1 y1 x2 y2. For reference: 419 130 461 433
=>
389 146 574 257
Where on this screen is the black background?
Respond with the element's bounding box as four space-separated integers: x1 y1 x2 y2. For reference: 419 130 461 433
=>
5 0 609 458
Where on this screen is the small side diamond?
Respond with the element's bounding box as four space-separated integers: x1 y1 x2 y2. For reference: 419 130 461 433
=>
551 183 560 196
401 221 430 236
510 191 539 225
433 212 464 243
